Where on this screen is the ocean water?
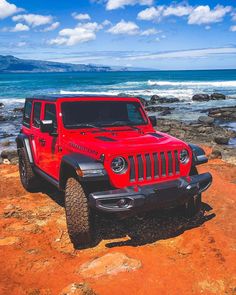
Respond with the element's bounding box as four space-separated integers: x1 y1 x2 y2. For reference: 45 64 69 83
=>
0 70 236 137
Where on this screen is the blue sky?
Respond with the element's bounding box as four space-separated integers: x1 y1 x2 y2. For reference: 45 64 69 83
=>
0 0 236 69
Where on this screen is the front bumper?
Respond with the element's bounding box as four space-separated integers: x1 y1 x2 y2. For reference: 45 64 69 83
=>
89 172 212 213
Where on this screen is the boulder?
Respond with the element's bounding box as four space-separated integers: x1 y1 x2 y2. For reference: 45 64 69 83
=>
209 149 222 160
198 116 214 125
214 136 230 145
150 95 161 104
192 94 210 101
210 93 226 100
0 102 4 108
156 97 180 104
1 149 18 160
13 107 24 113
160 110 171 116
0 115 6 121
208 107 236 120
79 252 142 278
138 97 148 106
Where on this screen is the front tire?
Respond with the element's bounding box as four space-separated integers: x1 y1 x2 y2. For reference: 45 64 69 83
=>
18 148 41 192
184 167 202 218
65 177 92 247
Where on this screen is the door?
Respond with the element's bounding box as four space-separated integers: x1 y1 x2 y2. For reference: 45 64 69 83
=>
30 101 44 168
39 103 60 179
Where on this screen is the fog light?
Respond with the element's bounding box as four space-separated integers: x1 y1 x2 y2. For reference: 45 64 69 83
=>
117 198 128 208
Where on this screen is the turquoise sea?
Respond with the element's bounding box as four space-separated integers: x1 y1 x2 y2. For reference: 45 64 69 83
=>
0 69 236 149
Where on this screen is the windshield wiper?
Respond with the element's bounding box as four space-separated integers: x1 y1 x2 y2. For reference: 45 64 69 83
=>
67 123 108 132
103 121 141 132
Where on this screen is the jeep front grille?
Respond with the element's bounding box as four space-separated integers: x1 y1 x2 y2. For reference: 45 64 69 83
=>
128 150 180 183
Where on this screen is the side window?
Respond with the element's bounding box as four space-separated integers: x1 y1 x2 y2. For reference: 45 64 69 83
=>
33 102 42 128
127 103 144 124
23 101 32 127
44 104 57 127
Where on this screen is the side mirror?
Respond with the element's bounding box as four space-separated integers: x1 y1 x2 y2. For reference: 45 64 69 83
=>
40 120 54 133
149 116 157 127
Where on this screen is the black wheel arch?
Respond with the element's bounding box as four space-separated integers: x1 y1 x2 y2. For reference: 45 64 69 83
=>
59 153 108 190
189 143 208 167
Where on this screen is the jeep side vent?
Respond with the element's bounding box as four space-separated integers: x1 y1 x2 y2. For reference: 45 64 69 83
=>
128 150 180 183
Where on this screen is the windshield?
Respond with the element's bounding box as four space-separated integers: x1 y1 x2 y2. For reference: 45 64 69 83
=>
61 101 148 129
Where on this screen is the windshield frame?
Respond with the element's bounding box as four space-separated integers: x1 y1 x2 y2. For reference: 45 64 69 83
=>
60 100 149 129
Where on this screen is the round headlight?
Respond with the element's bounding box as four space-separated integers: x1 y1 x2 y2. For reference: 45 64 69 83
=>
111 157 127 174
180 149 189 164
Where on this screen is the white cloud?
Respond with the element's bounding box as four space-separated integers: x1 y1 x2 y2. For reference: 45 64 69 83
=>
0 0 23 19
102 19 112 26
120 47 236 61
72 12 91 21
188 5 232 25
107 20 139 35
163 5 192 17
42 22 60 32
11 23 30 32
140 28 160 35
205 25 211 30
49 22 101 46
12 14 53 27
106 0 153 10
138 4 231 25
230 25 236 32
137 6 164 22
231 12 236 22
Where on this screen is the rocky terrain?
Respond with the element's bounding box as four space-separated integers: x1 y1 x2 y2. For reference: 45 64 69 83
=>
0 152 236 294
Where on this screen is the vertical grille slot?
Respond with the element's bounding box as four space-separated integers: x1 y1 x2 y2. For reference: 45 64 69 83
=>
160 152 166 176
153 152 159 178
174 150 180 174
129 156 135 182
167 151 173 175
145 154 151 179
137 154 144 180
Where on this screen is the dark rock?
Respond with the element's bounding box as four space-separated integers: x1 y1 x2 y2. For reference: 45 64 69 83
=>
209 149 222 159
1 149 18 160
208 107 236 120
10 157 18 165
210 93 226 100
214 137 230 145
150 95 161 104
198 116 214 125
13 107 24 113
1 140 11 147
192 94 210 101
145 106 174 112
0 102 4 108
156 97 180 104
160 110 171 116
0 115 6 121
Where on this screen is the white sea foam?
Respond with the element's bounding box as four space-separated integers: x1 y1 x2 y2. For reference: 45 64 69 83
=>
147 80 236 87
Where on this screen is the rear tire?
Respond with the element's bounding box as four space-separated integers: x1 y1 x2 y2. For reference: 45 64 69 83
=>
183 166 202 218
65 177 92 247
18 148 41 192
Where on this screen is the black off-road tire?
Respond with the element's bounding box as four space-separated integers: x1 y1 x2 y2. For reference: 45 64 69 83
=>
18 148 41 192
65 177 93 247
184 166 202 218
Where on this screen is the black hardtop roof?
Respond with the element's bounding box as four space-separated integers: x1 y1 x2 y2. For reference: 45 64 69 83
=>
26 95 140 102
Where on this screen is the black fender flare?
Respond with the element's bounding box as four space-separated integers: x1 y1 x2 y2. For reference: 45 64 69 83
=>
189 143 208 166
59 153 108 189
16 134 34 164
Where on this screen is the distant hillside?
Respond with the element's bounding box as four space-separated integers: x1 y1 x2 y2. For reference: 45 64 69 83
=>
0 55 127 73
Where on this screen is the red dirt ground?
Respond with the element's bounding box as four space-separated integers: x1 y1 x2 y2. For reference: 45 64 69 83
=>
0 151 236 295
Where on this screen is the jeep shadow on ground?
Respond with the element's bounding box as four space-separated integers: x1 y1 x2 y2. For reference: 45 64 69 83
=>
42 183 215 250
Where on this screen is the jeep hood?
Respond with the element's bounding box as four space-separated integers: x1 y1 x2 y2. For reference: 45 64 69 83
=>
65 130 189 158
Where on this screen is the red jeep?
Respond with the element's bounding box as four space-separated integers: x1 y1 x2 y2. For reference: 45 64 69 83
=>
17 96 212 247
